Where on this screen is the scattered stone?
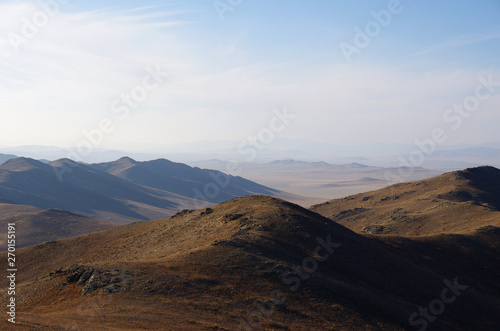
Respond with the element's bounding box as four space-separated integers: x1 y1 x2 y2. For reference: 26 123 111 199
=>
110 277 122 284
224 213 243 222
173 209 196 217
57 265 128 296
333 208 368 220
201 208 214 216
363 225 391 234
381 196 399 202
102 284 121 294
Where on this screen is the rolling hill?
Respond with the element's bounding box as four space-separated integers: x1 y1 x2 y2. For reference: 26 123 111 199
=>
0 157 199 224
310 166 500 236
0 202 115 248
92 157 297 204
1 195 498 330
0 153 17 165
0 157 300 224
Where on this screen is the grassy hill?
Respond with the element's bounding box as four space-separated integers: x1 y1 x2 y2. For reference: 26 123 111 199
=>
310 166 500 236
2 195 499 330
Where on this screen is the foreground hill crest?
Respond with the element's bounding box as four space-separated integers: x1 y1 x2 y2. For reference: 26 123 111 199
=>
4 194 500 330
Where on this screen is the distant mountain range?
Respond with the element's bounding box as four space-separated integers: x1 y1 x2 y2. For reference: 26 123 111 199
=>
190 159 440 201
2 141 500 167
0 157 299 224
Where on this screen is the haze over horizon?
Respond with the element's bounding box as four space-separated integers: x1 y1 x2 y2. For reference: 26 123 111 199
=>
1 0 499 155
2 3 500 329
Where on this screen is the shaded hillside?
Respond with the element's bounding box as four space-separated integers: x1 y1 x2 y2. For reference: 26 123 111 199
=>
92 157 298 204
0 203 116 248
310 166 500 236
0 157 202 224
0 157 299 224
1 196 499 330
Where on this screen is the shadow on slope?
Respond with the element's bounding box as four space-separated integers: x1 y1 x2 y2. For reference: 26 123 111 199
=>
93 157 281 203
3 196 499 330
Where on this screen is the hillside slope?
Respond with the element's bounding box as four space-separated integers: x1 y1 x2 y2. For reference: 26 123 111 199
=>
93 157 301 204
0 203 116 247
310 166 500 236
0 153 17 165
0 157 300 224
2 196 499 330
0 157 202 224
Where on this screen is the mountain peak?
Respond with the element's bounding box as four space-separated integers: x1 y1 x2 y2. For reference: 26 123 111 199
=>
210 194 342 236
449 165 500 208
345 162 369 168
1 157 48 171
49 158 82 168
116 156 138 164
270 159 303 165
453 165 500 179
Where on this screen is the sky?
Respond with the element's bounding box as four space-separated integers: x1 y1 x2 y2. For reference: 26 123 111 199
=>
1 0 499 155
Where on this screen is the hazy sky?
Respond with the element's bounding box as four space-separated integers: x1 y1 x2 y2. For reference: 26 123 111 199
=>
1 0 499 153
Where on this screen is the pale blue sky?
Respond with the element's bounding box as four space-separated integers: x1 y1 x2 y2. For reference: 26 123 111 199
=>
1 0 499 152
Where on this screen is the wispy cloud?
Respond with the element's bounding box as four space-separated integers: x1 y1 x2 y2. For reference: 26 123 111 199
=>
409 32 500 57
0 1 499 149
0 2 196 144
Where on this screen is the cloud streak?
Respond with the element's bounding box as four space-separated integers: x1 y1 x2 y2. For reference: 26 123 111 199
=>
409 32 500 57
0 1 499 150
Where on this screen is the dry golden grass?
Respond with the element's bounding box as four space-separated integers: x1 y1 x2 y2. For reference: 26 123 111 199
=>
311 166 500 236
1 169 500 330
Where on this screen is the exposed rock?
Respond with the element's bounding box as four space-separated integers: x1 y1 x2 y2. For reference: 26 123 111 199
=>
363 225 391 235
58 265 128 296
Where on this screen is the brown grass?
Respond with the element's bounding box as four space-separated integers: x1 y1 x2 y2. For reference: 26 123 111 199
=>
0 193 498 330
